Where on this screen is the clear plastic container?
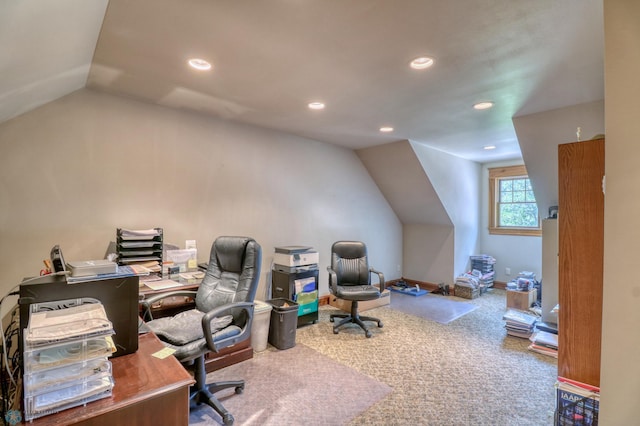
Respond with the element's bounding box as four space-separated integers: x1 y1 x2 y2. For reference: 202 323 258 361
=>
24 358 112 393
24 372 114 421
24 335 115 372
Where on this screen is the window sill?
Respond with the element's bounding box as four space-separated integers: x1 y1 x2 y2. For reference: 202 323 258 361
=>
489 227 542 237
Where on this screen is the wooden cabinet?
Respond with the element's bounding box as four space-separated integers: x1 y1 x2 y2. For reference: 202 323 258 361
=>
557 138 604 387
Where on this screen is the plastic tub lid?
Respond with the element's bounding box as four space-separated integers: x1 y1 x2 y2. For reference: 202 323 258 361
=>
254 300 272 313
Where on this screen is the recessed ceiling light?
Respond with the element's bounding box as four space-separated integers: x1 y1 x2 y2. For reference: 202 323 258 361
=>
379 126 394 133
188 58 212 71
308 102 325 110
410 56 434 70
483 145 497 150
473 101 494 110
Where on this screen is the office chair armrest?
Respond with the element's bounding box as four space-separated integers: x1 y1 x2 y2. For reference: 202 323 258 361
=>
201 301 254 353
327 266 338 295
369 268 385 291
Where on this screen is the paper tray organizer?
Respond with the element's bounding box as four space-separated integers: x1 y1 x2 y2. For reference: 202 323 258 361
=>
24 372 114 421
24 335 115 372
24 358 112 393
23 298 116 421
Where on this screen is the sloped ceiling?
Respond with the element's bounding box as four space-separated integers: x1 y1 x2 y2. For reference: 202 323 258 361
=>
0 0 108 123
357 140 451 226
1 0 604 163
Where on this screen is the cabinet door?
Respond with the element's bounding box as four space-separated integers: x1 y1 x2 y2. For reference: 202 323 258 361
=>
558 138 604 387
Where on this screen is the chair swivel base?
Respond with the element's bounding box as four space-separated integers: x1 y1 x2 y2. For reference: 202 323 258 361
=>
190 356 243 425
330 300 383 338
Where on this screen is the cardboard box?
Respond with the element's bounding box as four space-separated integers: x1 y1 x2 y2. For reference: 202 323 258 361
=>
506 288 537 311
329 289 390 312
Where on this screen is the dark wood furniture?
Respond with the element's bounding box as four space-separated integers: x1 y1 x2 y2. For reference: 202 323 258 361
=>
25 332 194 425
558 138 605 387
139 280 253 373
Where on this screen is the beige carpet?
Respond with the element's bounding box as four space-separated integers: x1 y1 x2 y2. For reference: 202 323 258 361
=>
190 289 558 425
189 344 391 425
299 289 558 426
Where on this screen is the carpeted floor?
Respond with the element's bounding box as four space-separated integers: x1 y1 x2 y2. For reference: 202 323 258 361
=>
389 292 478 324
190 289 557 425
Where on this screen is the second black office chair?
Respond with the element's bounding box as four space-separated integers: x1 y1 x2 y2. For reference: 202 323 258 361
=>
143 236 261 426
327 241 385 338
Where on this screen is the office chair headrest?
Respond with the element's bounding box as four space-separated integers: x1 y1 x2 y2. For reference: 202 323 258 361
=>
332 241 367 259
214 236 253 273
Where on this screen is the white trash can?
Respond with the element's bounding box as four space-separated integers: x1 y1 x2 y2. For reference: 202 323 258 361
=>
251 300 273 352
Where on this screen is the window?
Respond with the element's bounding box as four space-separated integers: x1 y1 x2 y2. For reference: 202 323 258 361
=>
489 165 541 236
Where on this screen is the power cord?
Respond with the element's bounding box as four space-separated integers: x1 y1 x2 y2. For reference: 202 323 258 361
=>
0 288 21 423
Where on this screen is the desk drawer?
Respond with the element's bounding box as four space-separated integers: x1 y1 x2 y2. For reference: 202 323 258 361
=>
139 295 195 319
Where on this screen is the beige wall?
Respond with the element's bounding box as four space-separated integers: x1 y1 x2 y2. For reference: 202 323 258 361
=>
0 89 402 302
412 143 482 279
600 0 640 422
357 140 480 285
403 223 454 284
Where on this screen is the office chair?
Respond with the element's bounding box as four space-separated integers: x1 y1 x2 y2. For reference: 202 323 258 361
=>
327 241 385 338
142 236 261 426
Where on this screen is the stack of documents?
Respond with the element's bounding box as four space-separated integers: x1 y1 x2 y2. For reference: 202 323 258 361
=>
528 330 558 358
502 309 538 339
23 302 116 421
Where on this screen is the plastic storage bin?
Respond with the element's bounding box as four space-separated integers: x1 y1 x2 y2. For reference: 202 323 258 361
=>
266 298 298 350
250 300 272 352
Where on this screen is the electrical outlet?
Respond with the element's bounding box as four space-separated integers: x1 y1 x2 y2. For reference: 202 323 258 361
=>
505 267 511 275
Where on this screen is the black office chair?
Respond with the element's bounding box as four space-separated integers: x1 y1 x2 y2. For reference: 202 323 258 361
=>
327 241 385 338
142 236 261 426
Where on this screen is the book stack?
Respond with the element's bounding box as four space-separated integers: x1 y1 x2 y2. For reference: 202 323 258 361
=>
555 377 599 425
502 309 538 338
528 330 558 358
470 254 496 288
23 301 116 421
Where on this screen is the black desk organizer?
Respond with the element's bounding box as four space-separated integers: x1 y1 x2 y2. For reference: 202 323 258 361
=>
116 228 163 274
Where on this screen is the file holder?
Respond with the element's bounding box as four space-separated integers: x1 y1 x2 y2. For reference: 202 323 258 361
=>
116 227 163 274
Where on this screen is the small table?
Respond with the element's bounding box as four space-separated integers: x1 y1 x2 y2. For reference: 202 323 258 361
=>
25 333 195 426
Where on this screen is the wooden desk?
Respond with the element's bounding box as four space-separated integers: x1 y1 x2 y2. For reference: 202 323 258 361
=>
26 333 194 426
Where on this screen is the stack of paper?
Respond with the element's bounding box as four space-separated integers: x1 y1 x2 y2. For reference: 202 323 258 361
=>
502 309 538 338
528 330 558 358
23 302 116 421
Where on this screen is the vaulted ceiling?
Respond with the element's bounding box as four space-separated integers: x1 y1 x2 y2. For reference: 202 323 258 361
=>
1 0 604 163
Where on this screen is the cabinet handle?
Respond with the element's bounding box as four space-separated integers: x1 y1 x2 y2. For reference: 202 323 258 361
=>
275 287 283 292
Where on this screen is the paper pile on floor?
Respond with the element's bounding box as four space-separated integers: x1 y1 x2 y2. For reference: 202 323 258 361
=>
528 330 558 358
502 309 538 339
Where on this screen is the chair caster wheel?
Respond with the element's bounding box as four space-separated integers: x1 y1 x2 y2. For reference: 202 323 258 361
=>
235 385 244 394
223 413 234 425
378 321 383 328
330 317 335 323
365 330 372 338
333 328 339 334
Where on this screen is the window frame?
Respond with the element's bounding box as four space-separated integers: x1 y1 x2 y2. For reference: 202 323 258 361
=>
488 165 541 236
